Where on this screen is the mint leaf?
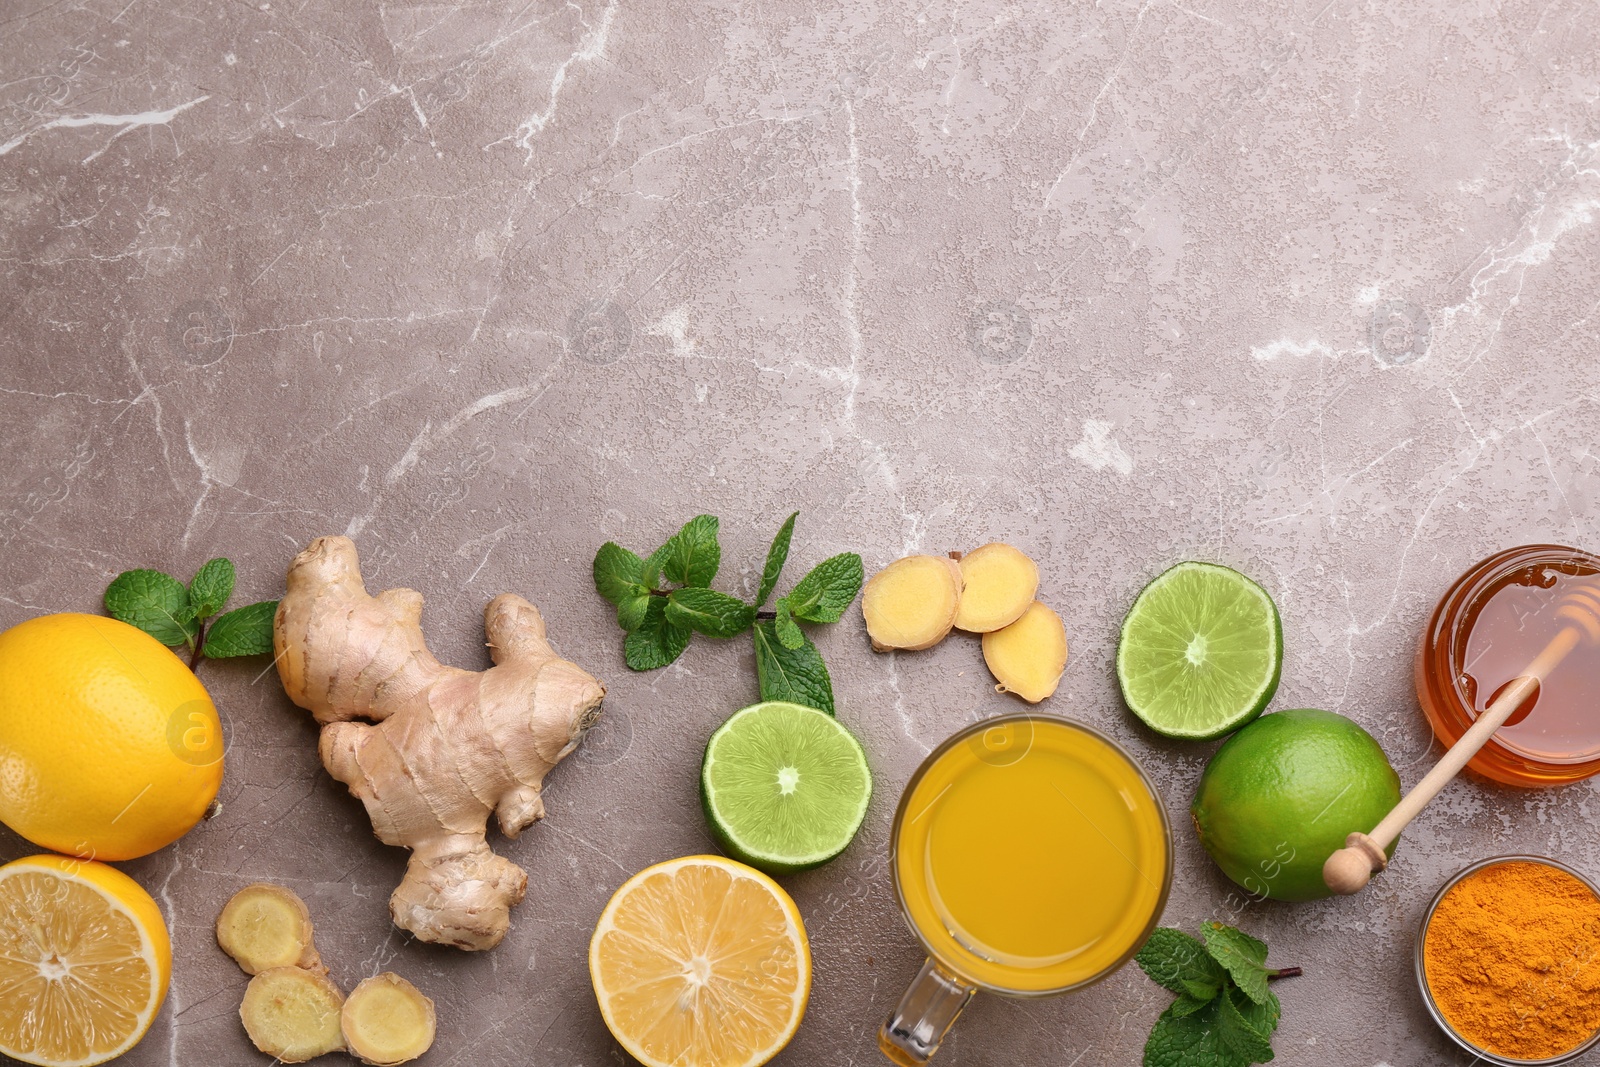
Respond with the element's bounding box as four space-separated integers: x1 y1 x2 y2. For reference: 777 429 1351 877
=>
616 593 651 632
1169 994 1212 1020
641 542 669 591
1136 928 1226 1003
105 569 198 647
1144 993 1275 1067
785 552 864 623
658 515 720 588
188 558 235 619
774 598 805 649
1217 988 1276 1062
594 542 648 604
624 597 691 670
1229 985 1281 1039
752 620 834 714
1143 998 1214 1067
202 600 278 657
186 559 233 617
1202 922 1271 1006
756 512 798 608
596 540 653 632
665 587 756 638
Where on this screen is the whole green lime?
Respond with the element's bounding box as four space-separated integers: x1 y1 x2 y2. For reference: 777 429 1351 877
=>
1191 708 1401 902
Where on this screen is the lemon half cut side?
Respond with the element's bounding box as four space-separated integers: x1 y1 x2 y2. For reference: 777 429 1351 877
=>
589 855 810 1067
0 854 172 1067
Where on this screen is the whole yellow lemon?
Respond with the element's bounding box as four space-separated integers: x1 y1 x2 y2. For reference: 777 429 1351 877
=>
0 613 223 860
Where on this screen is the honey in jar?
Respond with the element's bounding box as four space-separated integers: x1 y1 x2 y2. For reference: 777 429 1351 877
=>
1416 544 1600 787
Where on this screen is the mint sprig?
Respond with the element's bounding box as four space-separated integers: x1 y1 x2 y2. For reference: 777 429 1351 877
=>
593 513 863 714
105 558 278 666
1135 922 1298 1067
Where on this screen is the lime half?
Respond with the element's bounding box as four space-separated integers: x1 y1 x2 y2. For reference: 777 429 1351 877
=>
701 701 872 874
1116 561 1282 740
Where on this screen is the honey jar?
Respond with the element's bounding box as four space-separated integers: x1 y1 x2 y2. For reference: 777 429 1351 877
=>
1415 544 1600 787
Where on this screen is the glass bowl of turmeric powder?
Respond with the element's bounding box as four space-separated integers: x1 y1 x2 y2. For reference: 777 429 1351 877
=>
1416 856 1600 1064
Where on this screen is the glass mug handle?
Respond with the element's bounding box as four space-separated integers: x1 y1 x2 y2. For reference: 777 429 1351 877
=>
877 957 977 1066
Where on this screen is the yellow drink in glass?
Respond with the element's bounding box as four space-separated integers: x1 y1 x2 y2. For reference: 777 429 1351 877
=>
880 714 1171 1064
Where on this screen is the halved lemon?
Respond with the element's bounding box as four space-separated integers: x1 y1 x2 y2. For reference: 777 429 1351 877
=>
0 854 172 1067
589 855 810 1067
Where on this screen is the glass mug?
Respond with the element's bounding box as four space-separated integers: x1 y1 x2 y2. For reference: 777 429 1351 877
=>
879 713 1173 1065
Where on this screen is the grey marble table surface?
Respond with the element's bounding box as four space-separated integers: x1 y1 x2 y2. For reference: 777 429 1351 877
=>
2 0 1598 1064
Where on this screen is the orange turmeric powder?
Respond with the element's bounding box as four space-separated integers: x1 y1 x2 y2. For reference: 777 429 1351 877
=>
1423 861 1600 1059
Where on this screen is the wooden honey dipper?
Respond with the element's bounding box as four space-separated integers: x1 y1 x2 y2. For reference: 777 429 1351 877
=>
1324 580 1600 895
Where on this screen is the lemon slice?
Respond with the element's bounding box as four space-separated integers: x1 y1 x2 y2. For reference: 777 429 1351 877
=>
0 855 172 1067
589 855 810 1067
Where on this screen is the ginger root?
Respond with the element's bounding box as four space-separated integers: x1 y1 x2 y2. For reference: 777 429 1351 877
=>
861 554 964 651
982 601 1068 703
954 543 1039 633
217 883 325 975
274 535 606 950
240 967 347 1063
342 973 437 1066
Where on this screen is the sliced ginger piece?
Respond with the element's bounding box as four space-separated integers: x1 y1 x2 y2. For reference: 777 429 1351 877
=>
342 973 437 1065
953 543 1039 633
240 966 346 1063
862 554 964 651
982 601 1068 703
217 882 325 975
